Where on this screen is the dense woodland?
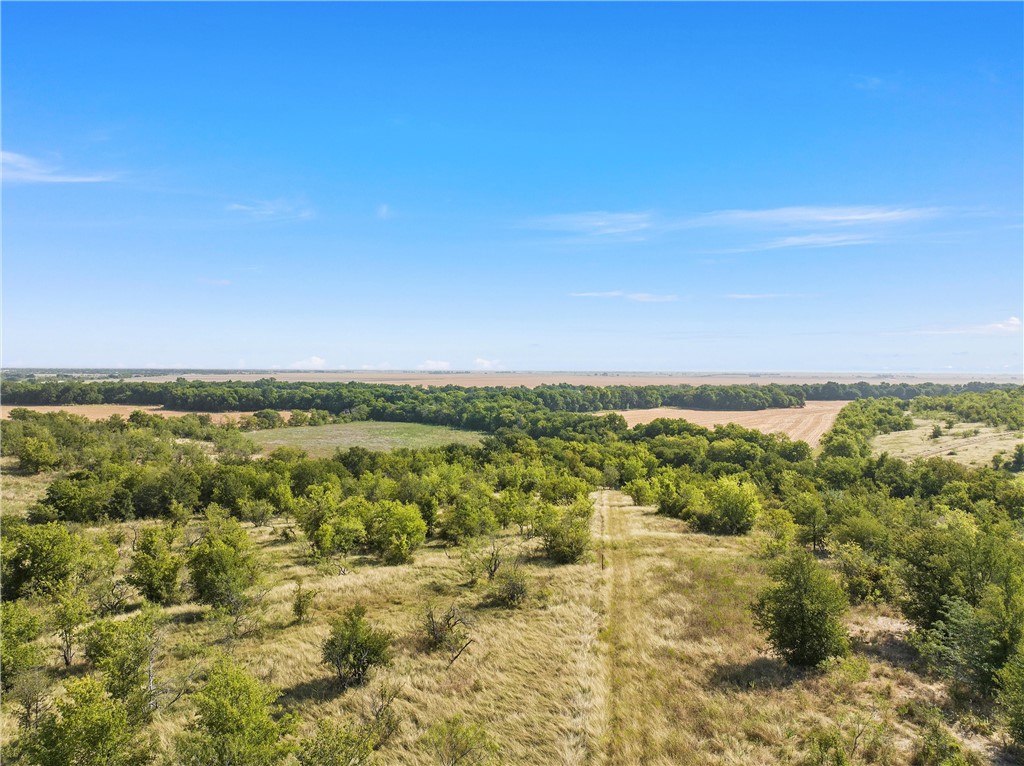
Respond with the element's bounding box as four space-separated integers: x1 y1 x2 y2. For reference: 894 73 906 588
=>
1 382 1023 764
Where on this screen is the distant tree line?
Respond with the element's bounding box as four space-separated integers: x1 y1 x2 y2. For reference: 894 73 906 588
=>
1 378 1016 426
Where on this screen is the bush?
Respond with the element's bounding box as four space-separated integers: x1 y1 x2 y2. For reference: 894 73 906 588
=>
422 715 498 766
0 601 43 690
297 720 375 766
22 676 153 766
364 501 427 565
490 566 529 609
701 476 761 535
751 549 850 667
291 580 318 624
537 499 592 564
177 656 296 766
126 525 182 605
998 643 1024 747
422 603 472 665
186 511 261 612
322 605 393 688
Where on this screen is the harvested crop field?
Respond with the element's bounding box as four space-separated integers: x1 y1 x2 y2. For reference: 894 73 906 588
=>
604 400 850 447
0 404 265 424
89 371 1021 387
247 421 485 456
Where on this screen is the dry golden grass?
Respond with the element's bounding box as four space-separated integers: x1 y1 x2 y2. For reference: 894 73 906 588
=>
873 419 1024 468
603 400 850 448
0 456 56 518
2 491 1008 764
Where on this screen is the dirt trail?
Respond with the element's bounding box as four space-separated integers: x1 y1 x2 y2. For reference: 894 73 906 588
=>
593 489 641 766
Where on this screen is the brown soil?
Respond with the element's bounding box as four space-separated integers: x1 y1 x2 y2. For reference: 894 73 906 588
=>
605 400 850 447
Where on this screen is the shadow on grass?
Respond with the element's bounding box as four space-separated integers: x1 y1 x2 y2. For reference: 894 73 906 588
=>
279 674 350 704
709 656 804 691
853 632 917 670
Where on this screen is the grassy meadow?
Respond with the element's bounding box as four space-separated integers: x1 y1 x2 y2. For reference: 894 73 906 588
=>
247 421 485 457
873 419 1024 468
1 480 1006 764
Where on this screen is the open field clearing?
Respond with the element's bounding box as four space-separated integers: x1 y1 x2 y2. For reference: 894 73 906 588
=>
2 488 1004 763
873 418 1024 468
247 421 485 456
85 371 1023 386
0 404 265 424
0 457 54 518
603 400 850 447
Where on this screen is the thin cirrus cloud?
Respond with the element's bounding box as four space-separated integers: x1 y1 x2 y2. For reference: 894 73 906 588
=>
570 291 678 303
528 211 653 239
529 205 942 252
724 292 799 300
721 233 876 253
1 150 117 184
226 198 315 222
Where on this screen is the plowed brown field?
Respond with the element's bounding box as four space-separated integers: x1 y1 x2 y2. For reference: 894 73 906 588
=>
604 400 850 447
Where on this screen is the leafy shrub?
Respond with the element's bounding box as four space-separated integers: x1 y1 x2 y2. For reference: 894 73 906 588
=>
322 605 393 688
422 715 498 766
537 499 592 564
126 525 182 604
752 549 850 667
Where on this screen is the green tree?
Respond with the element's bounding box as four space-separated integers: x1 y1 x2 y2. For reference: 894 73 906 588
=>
997 643 1024 747
21 676 153 766
177 656 296 766
364 500 427 565
17 434 61 473
83 607 161 721
702 476 761 535
752 549 850 667
186 511 261 612
1 522 78 599
126 524 182 604
536 499 592 564
321 605 393 688
0 601 43 689
53 588 92 666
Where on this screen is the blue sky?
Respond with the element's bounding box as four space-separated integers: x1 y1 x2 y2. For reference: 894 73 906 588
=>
3 2 1022 373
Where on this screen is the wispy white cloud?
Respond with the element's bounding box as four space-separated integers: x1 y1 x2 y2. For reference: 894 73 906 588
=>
376 203 393 220
895 316 1022 337
723 233 875 253
570 290 677 303
683 205 939 229
1 151 116 184
625 292 677 303
290 355 327 369
226 198 315 222
529 211 653 239
195 277 232 287
474 358 502 370
725 293 798 300
417 360 451 371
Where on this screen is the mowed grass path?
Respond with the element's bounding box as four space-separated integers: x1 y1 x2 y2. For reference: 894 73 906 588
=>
247 421 484 456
